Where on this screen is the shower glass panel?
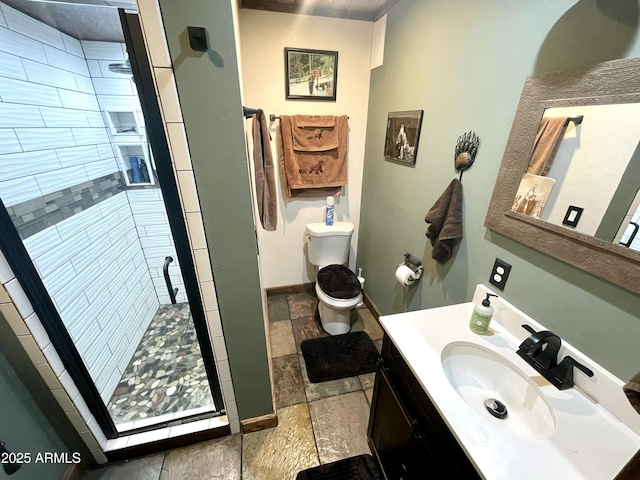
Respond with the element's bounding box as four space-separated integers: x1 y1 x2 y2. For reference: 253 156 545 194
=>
0 0 220 432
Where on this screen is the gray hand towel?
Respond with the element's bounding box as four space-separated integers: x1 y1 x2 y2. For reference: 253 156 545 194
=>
624 372 640 415
425 178 463 264
252 110 277 231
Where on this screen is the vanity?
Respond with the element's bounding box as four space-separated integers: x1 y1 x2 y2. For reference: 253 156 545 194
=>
367 285 640 479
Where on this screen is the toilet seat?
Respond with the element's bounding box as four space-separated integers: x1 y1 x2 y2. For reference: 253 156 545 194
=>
317 264 362 300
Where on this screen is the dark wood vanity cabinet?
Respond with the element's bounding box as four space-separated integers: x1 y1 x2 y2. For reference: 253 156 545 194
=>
368 334 480 480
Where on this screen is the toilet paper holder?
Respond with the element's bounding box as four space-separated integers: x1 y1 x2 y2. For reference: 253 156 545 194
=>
398 253 424 282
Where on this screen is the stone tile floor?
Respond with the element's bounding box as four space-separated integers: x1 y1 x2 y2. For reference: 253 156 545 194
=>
106 303 214 427
84 289 383 480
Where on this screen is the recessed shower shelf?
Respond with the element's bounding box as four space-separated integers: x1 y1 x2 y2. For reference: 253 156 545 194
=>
114 143 155 187
105 110 142 136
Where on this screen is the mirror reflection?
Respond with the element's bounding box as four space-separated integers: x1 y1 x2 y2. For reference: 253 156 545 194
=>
512 104 640 252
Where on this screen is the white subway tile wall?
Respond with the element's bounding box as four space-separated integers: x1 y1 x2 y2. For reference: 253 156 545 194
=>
94 12 217 402
0 5 119 209
25 194 159 400
124 189 188 304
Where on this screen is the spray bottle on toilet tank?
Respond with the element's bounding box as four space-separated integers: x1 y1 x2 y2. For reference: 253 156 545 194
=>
325 196 334 226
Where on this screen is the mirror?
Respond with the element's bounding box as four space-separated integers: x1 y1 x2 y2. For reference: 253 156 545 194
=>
485 57 640 295
511 103 640 249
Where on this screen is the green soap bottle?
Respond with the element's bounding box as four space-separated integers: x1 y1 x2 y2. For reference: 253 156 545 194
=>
469 293 498 334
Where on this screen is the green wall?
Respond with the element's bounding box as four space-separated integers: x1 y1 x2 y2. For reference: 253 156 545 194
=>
358 0 640 380
0 309 90 470
0 350 71 479
159 0 273 420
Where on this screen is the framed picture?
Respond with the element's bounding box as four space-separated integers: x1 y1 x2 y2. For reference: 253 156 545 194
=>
384 110 424 165
562 205 584 227
284 48 338 101
511 173 556 219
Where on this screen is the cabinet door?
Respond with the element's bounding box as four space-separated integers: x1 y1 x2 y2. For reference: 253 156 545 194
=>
369 367 421 479
404 435 437 479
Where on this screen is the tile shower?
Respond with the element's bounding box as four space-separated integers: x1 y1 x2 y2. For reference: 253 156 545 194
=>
0 2 214 428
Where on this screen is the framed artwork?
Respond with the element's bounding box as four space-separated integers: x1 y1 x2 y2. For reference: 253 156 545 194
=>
384 110 424 165
284 48 338 101
511 173 556 220
562 205 584 228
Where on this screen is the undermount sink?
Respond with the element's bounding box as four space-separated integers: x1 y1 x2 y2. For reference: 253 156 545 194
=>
441 341 556 440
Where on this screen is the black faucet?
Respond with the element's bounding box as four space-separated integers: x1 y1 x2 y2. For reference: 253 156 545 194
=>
516 324 594 390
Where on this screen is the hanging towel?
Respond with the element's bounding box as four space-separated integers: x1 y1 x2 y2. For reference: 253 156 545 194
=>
291 115 339 151
252 110 277 231
425 178 463 264
624 371 640 415
526 116 569 176
278 115 348 196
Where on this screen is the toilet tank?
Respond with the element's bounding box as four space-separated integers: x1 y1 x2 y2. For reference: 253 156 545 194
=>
305 222 354 266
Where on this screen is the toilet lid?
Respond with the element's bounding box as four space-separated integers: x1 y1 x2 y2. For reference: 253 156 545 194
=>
317 264 362 299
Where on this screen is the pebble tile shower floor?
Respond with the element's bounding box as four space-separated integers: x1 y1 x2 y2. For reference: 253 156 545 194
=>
106 303 214 426
84 289 384 479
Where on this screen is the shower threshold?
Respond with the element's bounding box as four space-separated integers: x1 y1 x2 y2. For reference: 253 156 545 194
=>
106 302 215 430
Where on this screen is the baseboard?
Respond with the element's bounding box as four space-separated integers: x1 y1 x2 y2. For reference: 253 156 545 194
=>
363 293 382 321
266 283 314 295
241 412 278 433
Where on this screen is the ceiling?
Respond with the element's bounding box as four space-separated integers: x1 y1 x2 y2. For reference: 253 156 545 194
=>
239 0 400 22
1 0 396 45
1 0 136 42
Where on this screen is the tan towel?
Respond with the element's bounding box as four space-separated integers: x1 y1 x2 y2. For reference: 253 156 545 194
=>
624 372 640 415
252 110 276 231
278 115 348 196
425 178 463 264
526 116 568 176
292 115 339 151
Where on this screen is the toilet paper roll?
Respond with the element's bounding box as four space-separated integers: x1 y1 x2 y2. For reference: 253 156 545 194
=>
395 265 415 287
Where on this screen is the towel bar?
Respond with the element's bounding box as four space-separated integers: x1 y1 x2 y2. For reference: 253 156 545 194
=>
269 114 349 122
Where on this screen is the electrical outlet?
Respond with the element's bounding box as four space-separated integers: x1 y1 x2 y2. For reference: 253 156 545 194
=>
489 258 511 291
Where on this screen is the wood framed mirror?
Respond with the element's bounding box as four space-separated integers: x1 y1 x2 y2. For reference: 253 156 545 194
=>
485 57 640 295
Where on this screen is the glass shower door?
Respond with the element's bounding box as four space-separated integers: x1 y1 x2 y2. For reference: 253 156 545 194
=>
0 0 223 436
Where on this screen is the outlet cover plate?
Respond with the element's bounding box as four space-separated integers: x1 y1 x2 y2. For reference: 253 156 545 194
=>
489 258 511 291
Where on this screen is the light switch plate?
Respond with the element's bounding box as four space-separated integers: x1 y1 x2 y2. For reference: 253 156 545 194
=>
489 258 511 291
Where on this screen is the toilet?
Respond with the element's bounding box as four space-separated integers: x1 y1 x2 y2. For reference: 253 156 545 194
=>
305 222 364 335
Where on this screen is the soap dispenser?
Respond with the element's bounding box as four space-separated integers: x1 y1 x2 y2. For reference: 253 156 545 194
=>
469 293 498 335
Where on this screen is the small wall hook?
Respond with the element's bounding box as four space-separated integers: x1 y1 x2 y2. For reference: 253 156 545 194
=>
187 26 208 52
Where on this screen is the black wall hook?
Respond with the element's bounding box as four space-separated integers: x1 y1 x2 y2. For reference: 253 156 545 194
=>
243 106 261 118
187 26 208 52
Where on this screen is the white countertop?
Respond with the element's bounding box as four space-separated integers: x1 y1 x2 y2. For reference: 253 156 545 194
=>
379 286 640 480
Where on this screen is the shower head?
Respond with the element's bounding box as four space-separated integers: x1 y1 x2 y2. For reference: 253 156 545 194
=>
108 58 132 75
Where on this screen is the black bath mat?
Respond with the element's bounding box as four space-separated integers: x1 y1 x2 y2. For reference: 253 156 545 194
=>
296 454 383 480
301 331 379 383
